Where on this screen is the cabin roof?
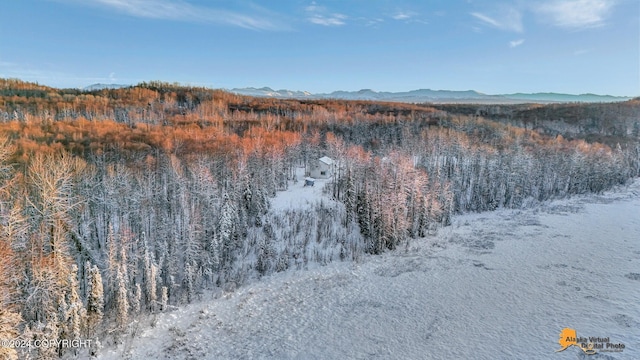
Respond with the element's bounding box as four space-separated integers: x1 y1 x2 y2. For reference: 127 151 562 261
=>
318 156 334 165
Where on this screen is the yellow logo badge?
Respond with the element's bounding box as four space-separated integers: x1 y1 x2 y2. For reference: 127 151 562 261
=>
556 328 625 355
556 327 578 352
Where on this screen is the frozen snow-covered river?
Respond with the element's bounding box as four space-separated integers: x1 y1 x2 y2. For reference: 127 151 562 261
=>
99 180 640 360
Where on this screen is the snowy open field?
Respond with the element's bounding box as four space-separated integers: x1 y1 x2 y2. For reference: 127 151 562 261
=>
98 179 640 360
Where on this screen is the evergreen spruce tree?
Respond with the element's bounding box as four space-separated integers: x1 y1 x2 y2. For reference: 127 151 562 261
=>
105 224 117 309
115 269 129 328
65 264 85 342
149 264 158 312
160 286 168 311
42 312 61 359
344 169 356 227
184 263 194 303
218 192 237 279
356 189 371 240
132 283 142 314
87 265 104 336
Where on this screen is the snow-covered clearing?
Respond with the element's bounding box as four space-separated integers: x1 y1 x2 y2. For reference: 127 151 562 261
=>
269 167 333 211
98 179 640 360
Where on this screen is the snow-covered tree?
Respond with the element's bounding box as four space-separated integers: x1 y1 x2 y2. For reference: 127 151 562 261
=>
87 264 104 336
144 241 158 312
160 286 168 311
0 238 20 360
343 169 356 227
64 264 86 342
115 269 129 328
218 191 238 280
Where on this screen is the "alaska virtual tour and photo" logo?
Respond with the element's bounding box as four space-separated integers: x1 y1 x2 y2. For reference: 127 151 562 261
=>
556 328 625 355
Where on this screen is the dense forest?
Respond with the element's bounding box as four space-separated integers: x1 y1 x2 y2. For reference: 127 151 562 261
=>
0 78 638 359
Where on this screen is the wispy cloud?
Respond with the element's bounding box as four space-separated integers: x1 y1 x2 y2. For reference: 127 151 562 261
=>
59 0 284 30
509 39 525 48
390 10 428 24
362 17 384 27
534 0 614 29
471 7 523 32
305 3 322 13
308 14 347 26
392 11 414 20
305 1 347 26
471 13 501 27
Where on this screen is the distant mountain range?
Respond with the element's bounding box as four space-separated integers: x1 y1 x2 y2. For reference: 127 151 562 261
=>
230 87 632 104
83 83 129 91
83 84 631 103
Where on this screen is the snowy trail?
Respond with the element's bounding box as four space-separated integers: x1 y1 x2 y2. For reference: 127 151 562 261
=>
99 181 640 360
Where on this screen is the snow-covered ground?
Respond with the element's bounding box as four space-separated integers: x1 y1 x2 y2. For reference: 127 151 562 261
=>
269 167 333 211
98 179 640 360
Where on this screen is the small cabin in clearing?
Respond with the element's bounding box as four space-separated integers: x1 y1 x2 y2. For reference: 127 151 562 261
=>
307 156 335 179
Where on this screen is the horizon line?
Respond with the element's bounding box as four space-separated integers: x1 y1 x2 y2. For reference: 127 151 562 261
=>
2 77 637 98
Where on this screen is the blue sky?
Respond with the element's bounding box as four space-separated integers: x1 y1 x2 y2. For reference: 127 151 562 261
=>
1 0 638 95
